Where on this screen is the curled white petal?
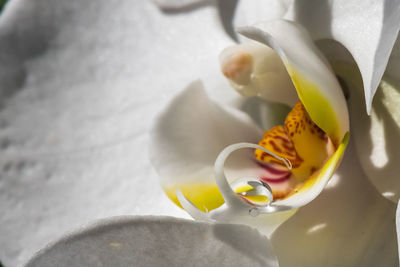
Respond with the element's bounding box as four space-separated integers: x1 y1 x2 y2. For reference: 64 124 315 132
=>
237 20 349 145
176 190 212 222
214 142 290 206
177 142 292 221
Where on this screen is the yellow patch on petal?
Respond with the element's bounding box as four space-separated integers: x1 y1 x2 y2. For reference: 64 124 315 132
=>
234 184 270 205
164 183 272 212
255 102 335 198
164 184 224 213
288 68 341 146
289 132 349 196
285 102 334 179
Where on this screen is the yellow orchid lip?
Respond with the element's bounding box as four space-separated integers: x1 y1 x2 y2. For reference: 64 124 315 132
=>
253 101 336 201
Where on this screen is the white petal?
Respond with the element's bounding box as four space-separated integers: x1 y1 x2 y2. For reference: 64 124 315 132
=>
152 0 208 10
233 0 291 29
353 75 400 202
26 216 279 267
0 0 230 266
238 20 349 145
320 39 400 203
150 80 262 188
285 0 400 114
271 141 398 266
385 35 400 79
397 199 400 263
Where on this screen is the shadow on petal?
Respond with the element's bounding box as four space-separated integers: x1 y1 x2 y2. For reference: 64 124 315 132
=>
271 140 398 267
317 38 400 203
213 222 278 266
26 216 279 267
153 0 239 42
353 78 400 202
154 0 213 13
286 0 400 114
216 0 238 42
240 97 290 132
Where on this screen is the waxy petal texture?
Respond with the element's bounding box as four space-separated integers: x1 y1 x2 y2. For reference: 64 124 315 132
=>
397 199 400 263
26 216 279 267
319 38 400 203
285 0 400 114
350 71 400 203
272 140 398 266
153 0 207 10
0 0 231 265
150 80 262 190
233 0 291 30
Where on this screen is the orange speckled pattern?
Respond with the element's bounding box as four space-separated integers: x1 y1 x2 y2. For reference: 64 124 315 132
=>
255 101 334 193
254 125 302 168
284 102 331 169
285 102 326 141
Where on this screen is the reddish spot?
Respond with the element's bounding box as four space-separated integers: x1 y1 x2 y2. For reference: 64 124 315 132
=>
256 161 290 175
261 173 291 184
256 161 292 183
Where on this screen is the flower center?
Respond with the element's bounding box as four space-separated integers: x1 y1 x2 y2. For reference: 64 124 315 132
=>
254 102 335 199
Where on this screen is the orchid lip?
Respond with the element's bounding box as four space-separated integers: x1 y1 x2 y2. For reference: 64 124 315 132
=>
177 142 292 221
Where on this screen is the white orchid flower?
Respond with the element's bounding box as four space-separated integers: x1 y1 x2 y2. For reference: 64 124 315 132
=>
151 19 350 232
1 0 399 266
149 0 400 265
